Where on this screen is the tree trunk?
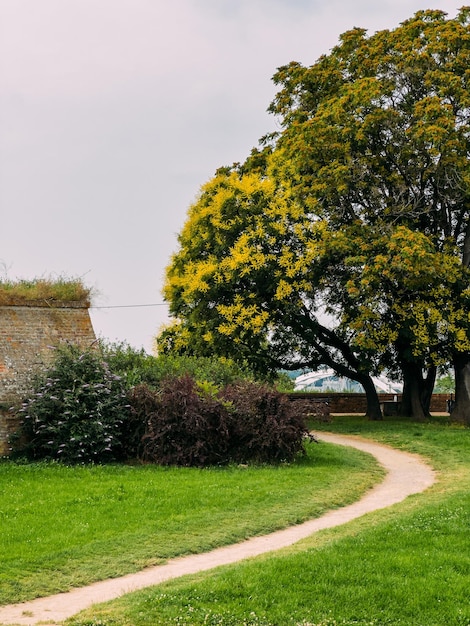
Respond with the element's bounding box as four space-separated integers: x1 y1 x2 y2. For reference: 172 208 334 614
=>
452 223 470 425
409 376 427 422
359 374 383 420
400 362 428 421
399 377 412 417
452 351 470 425
420 365 436 416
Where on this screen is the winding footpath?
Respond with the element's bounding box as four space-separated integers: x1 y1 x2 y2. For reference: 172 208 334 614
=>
0 433 436 626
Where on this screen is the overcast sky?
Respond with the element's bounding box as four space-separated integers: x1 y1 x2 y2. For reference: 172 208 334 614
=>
0 0 464 352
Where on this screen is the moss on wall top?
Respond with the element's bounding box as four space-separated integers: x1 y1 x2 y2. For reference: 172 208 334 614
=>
0 278 92 308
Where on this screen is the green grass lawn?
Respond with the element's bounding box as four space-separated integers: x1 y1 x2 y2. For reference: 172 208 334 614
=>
0 440 381 606
66 418 470 626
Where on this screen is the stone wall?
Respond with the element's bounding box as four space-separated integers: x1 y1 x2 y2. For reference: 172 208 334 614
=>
0 302 96 455
287 392 449 416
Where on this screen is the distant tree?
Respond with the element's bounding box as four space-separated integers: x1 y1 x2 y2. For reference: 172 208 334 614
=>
434 373 455 394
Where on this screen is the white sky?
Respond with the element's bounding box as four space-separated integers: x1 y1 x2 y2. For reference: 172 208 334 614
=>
0 0 464 352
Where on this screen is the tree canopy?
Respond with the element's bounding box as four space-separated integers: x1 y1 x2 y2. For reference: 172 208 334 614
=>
159 8 470 423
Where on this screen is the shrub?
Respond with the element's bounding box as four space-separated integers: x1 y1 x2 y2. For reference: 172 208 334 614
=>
151 354 253 388
273 371 296 392
101 342 254 389
100 342 161 388
12 346 307 467
130 376 231 467
12 345 130 464
129 377 308 467
220 381 308 464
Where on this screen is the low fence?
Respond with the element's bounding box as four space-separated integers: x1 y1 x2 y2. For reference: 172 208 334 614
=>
286 392 449 417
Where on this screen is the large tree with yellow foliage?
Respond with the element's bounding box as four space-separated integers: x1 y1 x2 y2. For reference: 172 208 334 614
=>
159 158 386 419
160 8 470 423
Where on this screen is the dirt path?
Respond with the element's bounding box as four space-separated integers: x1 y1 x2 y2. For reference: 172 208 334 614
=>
0 433 436 626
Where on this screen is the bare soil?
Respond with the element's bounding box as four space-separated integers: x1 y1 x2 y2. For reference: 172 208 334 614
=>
0 433 436 626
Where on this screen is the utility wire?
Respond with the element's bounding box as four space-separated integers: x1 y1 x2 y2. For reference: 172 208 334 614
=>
90 303 169 309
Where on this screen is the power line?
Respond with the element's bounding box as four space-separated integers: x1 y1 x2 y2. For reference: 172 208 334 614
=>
90 303 169 310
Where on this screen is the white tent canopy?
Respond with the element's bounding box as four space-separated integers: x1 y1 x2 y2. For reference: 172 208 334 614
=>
294 369 403 393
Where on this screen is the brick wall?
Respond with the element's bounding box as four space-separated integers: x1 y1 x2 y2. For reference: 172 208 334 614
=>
0 302 96 455
287 392 449 416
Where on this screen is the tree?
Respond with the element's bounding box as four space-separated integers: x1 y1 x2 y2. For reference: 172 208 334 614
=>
325 224 468 419
160 8 470 424
268 7 470 422
159 161 385 419
434 373 455 393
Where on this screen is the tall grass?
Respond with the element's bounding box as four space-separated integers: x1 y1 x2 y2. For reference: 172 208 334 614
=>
0 277 92 305
67 418 470 626
0 441 380 605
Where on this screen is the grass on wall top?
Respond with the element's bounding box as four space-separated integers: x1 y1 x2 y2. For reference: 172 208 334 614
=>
0 277 93 307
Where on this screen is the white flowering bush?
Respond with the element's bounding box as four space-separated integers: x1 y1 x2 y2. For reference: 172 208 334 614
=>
13 345 130 464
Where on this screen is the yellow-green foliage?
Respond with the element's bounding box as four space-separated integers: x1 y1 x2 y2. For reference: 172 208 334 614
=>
0 277 92 306
160 7 470 385
339 226 470 359
163 165 315 339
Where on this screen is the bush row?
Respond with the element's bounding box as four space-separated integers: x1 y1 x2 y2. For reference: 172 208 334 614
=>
131 376 306 466
11 344 306 466
100 342 259 389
